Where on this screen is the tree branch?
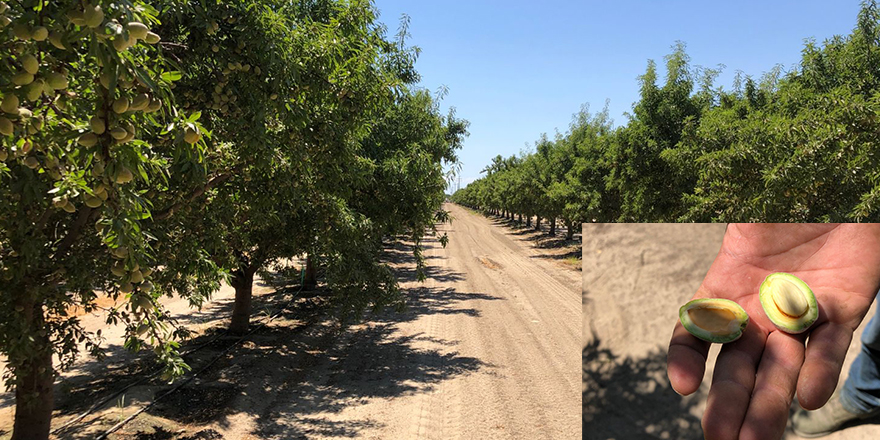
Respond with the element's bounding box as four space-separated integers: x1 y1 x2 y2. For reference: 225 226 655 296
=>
152 173 232 221
33 207 53 235
158 41 189 50
53 206 95 257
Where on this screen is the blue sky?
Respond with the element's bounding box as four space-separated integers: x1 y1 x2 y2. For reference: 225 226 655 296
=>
370 1 863 190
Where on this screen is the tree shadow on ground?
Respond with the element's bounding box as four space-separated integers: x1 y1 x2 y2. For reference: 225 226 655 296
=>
489 216 542 235
391 286 501 320
378 237 504 320
583 326 704 440
51 341 158 418
260 309 487 438
530 246 580 261
134 287 492 438
492 219 579 248
51 236 495 439
392 263 466 285
171 285 292 330
381 238 467 285
132 427 222 439
47 285 299 439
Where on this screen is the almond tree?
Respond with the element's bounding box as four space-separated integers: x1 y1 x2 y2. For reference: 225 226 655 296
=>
342 87 467 304
155 0 459 333
556 104 617 227
603 43 711 222
0 2 209 438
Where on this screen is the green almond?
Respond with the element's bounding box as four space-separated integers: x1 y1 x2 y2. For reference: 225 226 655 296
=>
759 272 818 334
680 298 749 343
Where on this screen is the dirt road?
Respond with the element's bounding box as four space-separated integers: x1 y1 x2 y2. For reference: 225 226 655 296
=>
251 202 581 439
2 203 579 439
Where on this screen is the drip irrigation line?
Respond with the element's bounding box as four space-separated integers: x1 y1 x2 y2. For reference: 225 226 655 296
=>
52 324 229 435
53 264 307 438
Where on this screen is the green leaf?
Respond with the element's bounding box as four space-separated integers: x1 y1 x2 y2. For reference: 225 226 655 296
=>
161 71 183 82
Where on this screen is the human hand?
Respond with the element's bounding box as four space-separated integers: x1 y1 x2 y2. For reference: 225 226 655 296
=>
667 224 880 440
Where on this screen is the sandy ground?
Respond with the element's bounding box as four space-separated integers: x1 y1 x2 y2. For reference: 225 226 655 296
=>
582 223 880 440
2 203 580 439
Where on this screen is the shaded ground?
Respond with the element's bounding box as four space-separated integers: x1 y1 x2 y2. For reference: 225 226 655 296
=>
582 223 880 440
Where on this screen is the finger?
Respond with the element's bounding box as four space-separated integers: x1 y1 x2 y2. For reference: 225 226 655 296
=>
739 331 806 440
702 324 765 440
667 321 710 395
797 322 853 410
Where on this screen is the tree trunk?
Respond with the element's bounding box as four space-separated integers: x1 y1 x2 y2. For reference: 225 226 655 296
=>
517 213 522 224
12 351 53 440
229 267 255 335
304 254 317 289
549 217 556 236
535 216 542 231
12 297 54 440
526 216 531 227
566 220 574 241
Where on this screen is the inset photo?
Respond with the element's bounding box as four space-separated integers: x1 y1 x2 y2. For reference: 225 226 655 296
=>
583 224 880 440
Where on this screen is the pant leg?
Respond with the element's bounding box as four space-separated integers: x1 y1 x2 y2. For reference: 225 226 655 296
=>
841 300 880 414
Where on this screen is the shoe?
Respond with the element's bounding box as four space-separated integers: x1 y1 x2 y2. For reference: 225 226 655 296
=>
791 391 880 438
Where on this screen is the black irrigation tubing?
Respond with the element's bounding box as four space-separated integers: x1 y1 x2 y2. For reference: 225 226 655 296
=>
53 265 307 438
96 270 308 439
51 323 227 435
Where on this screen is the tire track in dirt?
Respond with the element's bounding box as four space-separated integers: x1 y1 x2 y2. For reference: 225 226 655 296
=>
407 300 460 439
389 203 578 439
442 205 579 438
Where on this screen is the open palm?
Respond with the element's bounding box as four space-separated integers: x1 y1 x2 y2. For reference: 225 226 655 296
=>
668 224 880 440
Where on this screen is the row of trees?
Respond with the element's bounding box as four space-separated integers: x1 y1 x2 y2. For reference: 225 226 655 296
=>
0 1 466 439
450 105 612 240
453 0 880 223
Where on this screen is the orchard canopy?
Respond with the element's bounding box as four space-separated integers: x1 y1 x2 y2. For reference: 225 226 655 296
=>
452 1 880 223
0 1 466 439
